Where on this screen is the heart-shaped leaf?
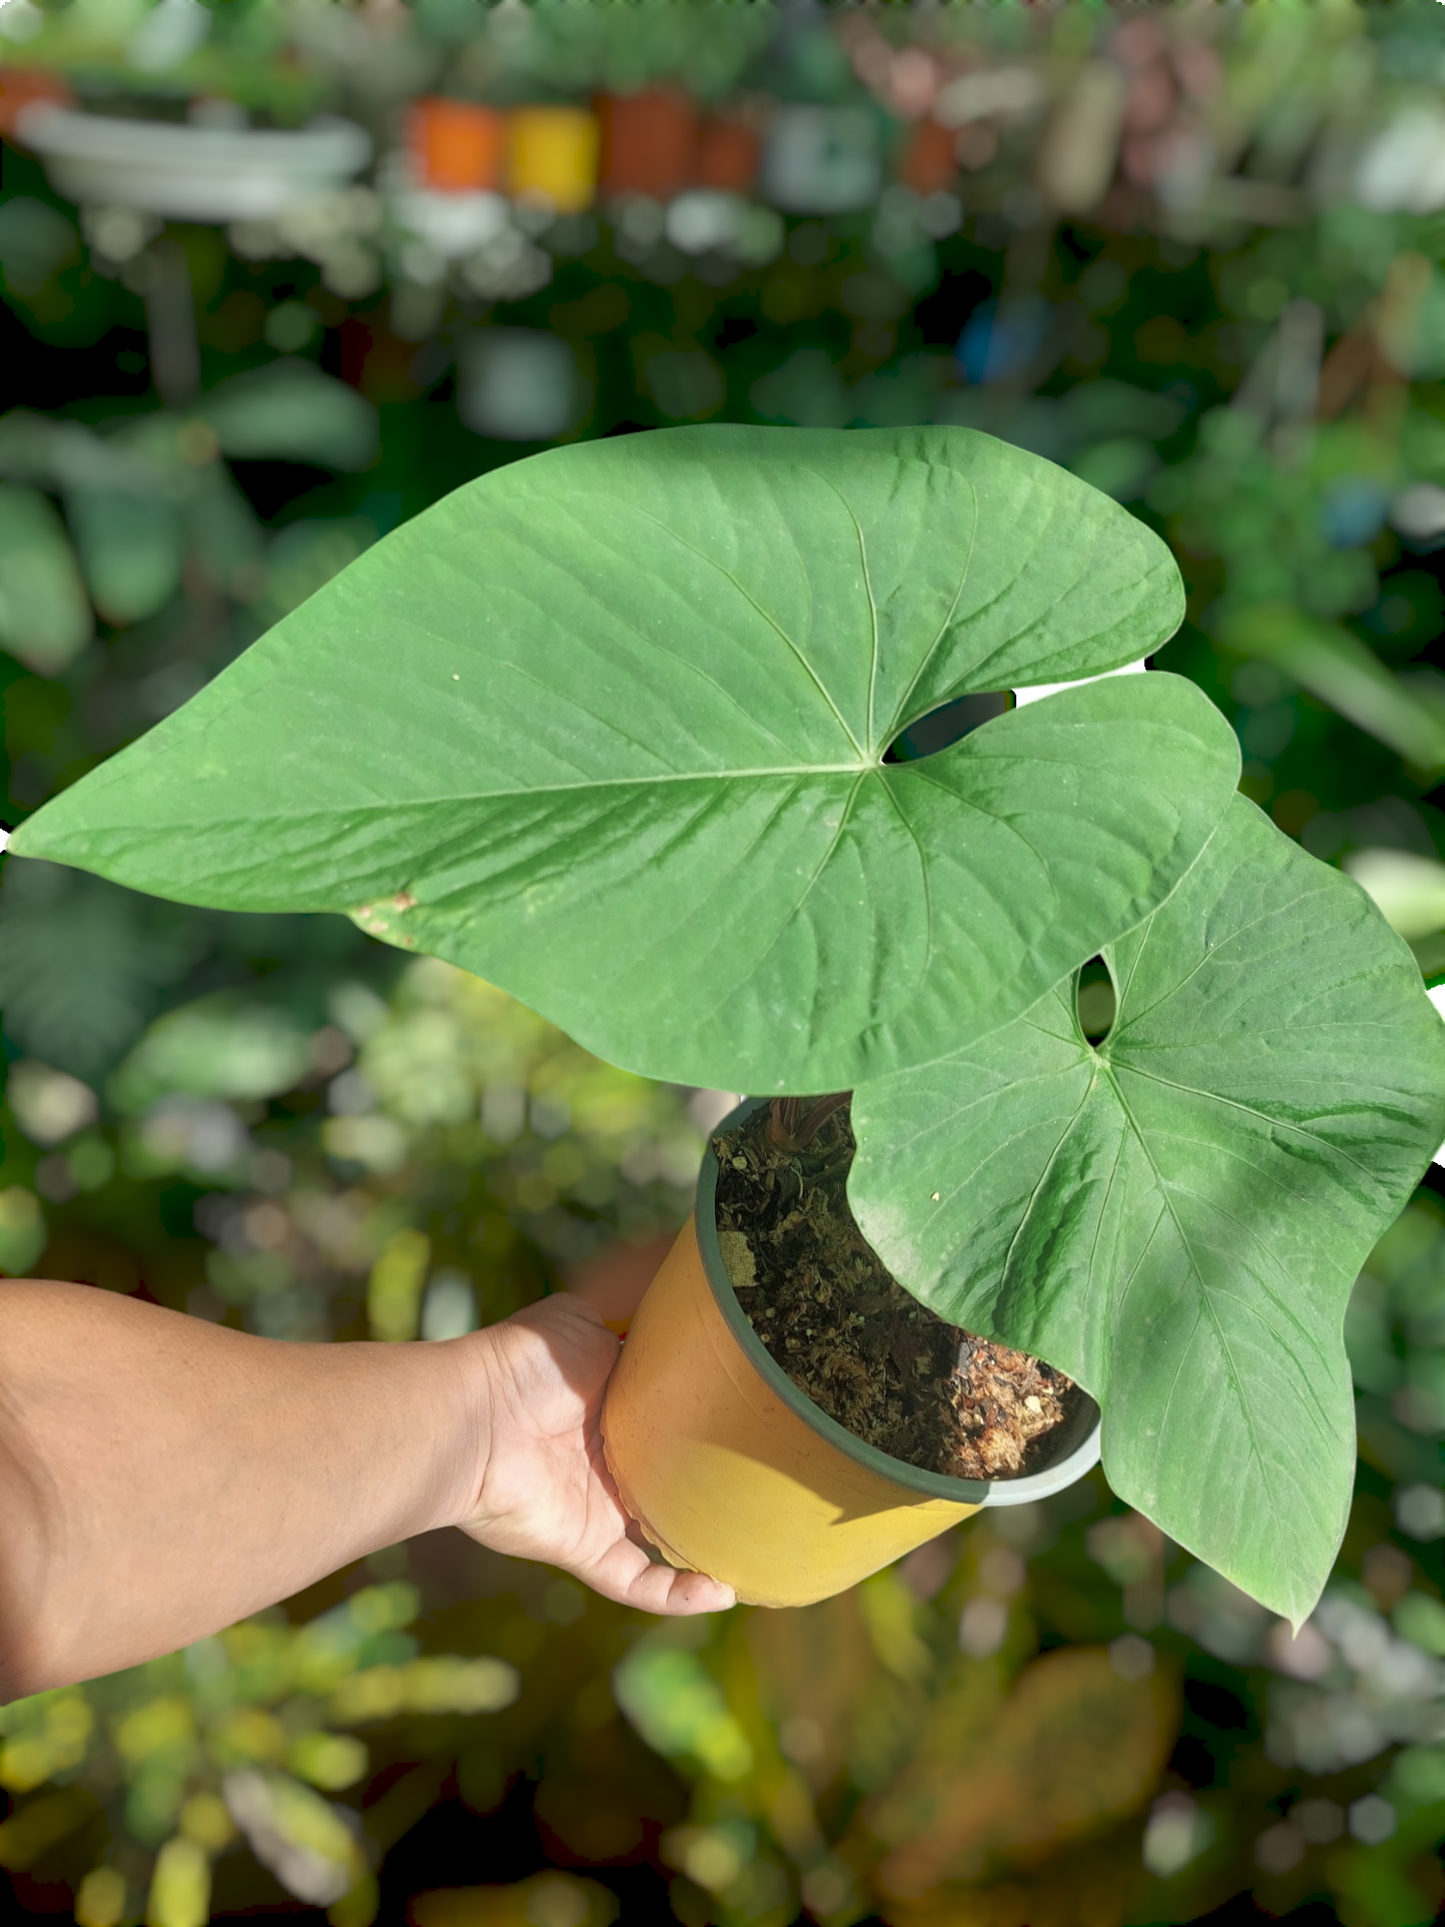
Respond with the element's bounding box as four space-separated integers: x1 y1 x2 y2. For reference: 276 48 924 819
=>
8 426 1237 1091
850 796 1445 1621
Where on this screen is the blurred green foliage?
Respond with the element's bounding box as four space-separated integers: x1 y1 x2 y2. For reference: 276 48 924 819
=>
4 3 1445 1924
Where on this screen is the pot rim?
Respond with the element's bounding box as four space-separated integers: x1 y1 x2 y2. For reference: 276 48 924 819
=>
699 1097 1102 1508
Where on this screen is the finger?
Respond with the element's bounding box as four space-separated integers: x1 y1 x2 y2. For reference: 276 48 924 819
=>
656 1568 738 1615
579 1536 736 1617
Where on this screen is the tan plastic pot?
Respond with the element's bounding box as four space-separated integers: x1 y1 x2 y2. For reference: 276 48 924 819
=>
601 1099 1102 1608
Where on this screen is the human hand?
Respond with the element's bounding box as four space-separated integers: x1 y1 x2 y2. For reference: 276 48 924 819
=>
454 1293 735 1615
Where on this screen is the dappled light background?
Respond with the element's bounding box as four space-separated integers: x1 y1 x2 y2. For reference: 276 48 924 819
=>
3 4 1445 1926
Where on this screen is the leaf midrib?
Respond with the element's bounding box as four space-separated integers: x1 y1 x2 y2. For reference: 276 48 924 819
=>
62 765 879 833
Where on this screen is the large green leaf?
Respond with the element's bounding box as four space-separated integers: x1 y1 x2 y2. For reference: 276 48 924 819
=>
8 426 1237 1090
849 796 1445 1620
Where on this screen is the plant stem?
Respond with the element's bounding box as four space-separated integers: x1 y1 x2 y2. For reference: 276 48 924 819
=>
765 1092 851 1152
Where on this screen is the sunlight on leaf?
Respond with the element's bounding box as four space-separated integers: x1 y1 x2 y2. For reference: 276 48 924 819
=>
9 425 1234 1092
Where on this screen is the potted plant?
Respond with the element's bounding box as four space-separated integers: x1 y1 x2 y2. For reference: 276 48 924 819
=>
602 1093 1105 1609
7 425 1444 1625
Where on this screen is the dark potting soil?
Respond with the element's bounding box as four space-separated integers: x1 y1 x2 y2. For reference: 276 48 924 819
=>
712 1097 1085 1482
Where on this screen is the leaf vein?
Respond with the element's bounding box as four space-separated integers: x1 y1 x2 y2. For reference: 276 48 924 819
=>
623 500 866 760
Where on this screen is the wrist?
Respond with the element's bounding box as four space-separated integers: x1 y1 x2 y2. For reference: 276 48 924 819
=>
425 1325 502 1534
318 1332 490 1547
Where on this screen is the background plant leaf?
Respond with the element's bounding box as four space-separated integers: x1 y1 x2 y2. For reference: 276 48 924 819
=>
864 1646 1176 1893
182 466 265 601
0 860 206 1081
9 425 1236 1091
850 797 1445 1622
0 481 91 674
197 359 379 472
65 486 184 628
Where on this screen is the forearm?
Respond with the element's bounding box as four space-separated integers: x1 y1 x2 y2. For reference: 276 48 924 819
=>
0 1280 482 1700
